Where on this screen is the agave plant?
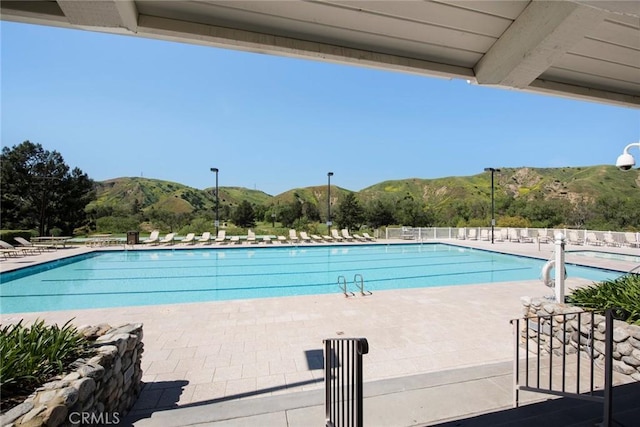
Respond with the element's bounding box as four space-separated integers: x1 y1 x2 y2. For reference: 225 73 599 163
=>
0 319 93 397
567 273 640 325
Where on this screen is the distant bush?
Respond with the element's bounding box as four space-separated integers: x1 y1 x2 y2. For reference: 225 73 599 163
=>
567 274 640 325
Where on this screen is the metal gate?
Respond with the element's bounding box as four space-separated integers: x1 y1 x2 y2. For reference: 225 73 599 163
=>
511 309 613 426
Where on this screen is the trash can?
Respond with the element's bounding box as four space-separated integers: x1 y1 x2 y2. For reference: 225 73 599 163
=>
127 231 139 245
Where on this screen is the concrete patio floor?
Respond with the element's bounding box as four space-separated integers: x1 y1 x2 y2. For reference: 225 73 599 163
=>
1 238 638 426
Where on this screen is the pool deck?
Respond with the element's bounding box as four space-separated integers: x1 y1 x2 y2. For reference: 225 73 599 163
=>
1 239 638 426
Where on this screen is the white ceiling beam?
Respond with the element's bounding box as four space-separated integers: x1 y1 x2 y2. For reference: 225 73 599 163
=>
57 0 138 33
474 1 607 88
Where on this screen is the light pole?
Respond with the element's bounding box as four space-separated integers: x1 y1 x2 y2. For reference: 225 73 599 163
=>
484 167 500 244
327 172 334 234
210 168 219 235
615 142 639 170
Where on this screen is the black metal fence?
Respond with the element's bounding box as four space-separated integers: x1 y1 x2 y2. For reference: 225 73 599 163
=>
511 309 613 426
324 338 369 427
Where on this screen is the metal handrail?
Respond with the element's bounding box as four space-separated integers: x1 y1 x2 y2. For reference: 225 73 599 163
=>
353 274 372 296
338 275 354 297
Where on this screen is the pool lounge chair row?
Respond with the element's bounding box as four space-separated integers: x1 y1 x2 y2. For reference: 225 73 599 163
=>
138 229 376 246
0 238 49 259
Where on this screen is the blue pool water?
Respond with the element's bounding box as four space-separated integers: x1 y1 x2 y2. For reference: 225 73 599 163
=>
569 250 640 263
0 244 621 313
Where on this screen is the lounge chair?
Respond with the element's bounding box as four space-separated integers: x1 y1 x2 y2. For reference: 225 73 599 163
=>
467 229 478 241
198 231 212 244
230 235 241 244
322 234 333 241
288 229 299 243
519 229 534 243
159 232 176 245
310 234 324 242
536 229 551 244
506 229 518 242
586 232 604 246
603 232 619 247
493 229 504 242
247 229 257 244
341 229 355 241
214 230 227 244
362 233 376 241
181 233 196 245
14 236 46 252
480 229 490 241
457 228 466 240
352 233 366 242
0 240 27 257
298 231 312 243
331 229 344 241
567 231 583 245
262 235 272 244
624 232 639 248
143 230 160 245
277 235 287 244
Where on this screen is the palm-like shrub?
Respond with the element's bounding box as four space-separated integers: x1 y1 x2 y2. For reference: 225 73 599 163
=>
0 319 93 398
567 274 640 325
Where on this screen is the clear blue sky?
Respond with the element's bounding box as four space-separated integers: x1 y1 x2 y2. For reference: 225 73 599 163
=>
2 21 639 196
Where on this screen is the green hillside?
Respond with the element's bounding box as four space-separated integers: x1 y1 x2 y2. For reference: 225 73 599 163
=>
88 166 639 218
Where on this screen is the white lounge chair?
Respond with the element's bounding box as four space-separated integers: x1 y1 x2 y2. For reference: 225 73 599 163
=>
214 230 226 244
603 232 619 247
586 232 604 246
352 233 366 242
198 231 212 244
624 232 639 248
341 229 355 241
181 233 196 244
536 229 551 244
480 229 490 241
14 236 46 252
288 229 299 243
457 228 466 240
159 232 176 245
277 235 287 244
262 235 272 244
362 233 376 241
467 229 478 241
299 231 312 243
230 235 241 244
519 229 534 243
567 231 583 245
331 229 344 241
0 240 30 256
143 230 160 245
246 229 257 244
310 234 324 242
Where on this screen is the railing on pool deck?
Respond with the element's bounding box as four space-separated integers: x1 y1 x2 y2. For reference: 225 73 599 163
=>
510 309 614 426
324 338 369 427
385 227 640 248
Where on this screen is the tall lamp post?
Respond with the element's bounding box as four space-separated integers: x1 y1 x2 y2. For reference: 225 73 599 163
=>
210 168 219 235
484 167 500 244
327 172 334 234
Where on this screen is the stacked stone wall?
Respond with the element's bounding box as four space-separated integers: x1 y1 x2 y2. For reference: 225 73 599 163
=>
1 323 143 426
521 297 640 382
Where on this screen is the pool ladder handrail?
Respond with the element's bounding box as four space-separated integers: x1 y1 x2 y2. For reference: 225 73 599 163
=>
353 274 372 296
337 275 354 297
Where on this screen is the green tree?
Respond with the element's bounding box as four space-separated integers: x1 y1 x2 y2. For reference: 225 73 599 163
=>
1 141 95 235
365 199 395 228
334 192 365 230
232 200 256 228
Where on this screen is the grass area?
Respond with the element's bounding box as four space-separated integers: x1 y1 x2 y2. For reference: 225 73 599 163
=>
567 274 640 325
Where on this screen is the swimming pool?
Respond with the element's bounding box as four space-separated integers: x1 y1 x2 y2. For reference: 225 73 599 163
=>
0 244 621 313
568 250 640 263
